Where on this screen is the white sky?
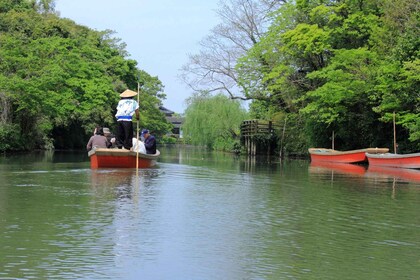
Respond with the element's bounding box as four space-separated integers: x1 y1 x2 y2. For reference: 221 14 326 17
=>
55 0 220 113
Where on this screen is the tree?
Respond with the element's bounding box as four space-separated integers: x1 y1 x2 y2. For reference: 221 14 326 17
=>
370 0 420 150
180 0 284 100
183 92 248 151
301 48 389 149
135 70 173 138
234 0 419 152
0 1 171 151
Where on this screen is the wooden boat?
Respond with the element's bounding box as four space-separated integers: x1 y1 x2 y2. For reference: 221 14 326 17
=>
88 148 160 169
365 152 420 169
308 148 389 163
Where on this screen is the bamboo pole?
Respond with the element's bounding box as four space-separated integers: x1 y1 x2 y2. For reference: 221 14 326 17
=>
393 112 397 154
280 116 287 159
268 121 272 156
136 82 140 176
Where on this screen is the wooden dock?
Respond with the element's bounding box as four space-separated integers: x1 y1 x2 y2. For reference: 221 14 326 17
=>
240 120 278 155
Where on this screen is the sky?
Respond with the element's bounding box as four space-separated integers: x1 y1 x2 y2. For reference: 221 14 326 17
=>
55 0 221 113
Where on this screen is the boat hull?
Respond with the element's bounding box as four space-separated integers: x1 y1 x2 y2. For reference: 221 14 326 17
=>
366 153 420 169
309 148 389 163
88 148 160 169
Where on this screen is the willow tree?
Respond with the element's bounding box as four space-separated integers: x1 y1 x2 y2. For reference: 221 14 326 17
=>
183 92 248 151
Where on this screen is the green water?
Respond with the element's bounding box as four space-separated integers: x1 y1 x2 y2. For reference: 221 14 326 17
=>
0 147 419 279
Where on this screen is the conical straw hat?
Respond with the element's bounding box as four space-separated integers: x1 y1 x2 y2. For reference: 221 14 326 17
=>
120 89 138 97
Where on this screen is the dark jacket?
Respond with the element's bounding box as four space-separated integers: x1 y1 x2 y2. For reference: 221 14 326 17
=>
144 135 156 154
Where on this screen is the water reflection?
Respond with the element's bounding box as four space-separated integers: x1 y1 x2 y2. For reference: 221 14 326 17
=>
308 162 367 188
366 165 420 183
309 161 366 176
0 148 419 279
309 161 420 185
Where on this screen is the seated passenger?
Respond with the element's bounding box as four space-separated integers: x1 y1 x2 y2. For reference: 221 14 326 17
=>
86 127 109 151
141 129 156 154
103 127 116 148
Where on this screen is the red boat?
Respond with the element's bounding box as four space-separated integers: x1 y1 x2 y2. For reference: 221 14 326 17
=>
88 148 160 169
366 152 420 169
308 148 389 163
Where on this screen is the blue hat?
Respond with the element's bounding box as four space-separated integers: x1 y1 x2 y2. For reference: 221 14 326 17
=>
141 129 149 136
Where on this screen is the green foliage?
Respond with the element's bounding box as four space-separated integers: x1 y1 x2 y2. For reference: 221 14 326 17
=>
0 123 22 151
0 2 170 151
130 72 172 138
160 135 177 144
0 0 34 13
270 112 309 156
302 48 379 124
281 23 331 68
183 92 249 151
235 0 419 154
372 58 420 145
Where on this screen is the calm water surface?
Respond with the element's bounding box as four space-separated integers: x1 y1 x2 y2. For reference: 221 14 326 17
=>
0 146 419 279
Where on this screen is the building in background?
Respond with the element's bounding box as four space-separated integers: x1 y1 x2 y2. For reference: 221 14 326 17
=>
159 106 184 138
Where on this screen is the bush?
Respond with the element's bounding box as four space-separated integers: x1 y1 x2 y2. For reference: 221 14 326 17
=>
160 135 177 144
0 124 23 152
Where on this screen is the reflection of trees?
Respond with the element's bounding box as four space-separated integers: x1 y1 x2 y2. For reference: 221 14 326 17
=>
0 169 114 278
0 166 160 278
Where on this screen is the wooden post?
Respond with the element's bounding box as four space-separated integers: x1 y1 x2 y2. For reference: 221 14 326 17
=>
393 112 397 154
268 121 272 156
280 116 287 159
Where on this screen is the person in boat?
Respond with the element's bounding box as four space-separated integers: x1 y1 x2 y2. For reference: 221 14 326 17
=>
131 137 146 154
141 129 156 154
86 127 109 151
115 89 140 150
103 127 116 148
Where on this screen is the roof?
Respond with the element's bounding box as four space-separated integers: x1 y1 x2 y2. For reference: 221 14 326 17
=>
159 106 175 116
167 116 184 123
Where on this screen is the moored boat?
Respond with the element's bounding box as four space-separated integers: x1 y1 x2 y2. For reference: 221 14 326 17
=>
88 148 160 169
365 152 420 169
308 148 389 163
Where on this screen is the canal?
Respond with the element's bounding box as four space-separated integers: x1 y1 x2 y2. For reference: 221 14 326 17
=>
1 146 419 279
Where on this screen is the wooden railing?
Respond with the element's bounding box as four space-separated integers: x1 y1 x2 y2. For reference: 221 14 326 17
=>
240 120 278 155
240 120 274 137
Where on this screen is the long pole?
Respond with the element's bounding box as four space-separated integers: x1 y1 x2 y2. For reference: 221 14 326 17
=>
136 82 140 176
280 116 287 159
393 112 397 154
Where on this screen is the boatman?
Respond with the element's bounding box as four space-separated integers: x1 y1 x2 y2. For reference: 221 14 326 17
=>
115 89 140 150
